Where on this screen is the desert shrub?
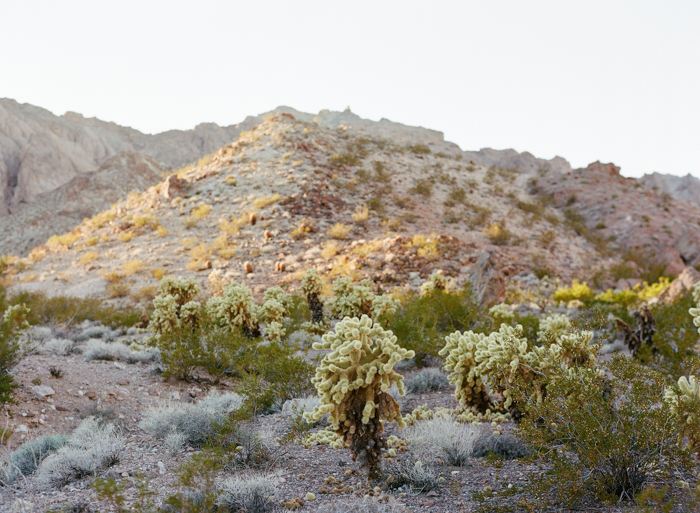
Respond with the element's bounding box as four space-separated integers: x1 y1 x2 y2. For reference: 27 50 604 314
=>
485 223 511 245
7 291 141 328
328 496 411 513
387 287 480 361
2 434 68 482
140 391 243 450
516 356 696 508
216 475 277 512
0 300 28 405
649 290 700 378
37 418 125 488
253 193 282 209
384 454 439 493
305 315 414 480
553 279 593 303
352 205 370 225
407 233 441 260
82 340 159 364
329 223 352 239
39 338 75 356
405 418 476 466
404 368 450 394
238 342 314 415
471 429 530 460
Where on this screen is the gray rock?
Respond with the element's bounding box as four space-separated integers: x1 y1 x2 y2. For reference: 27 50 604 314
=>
30 385 55 401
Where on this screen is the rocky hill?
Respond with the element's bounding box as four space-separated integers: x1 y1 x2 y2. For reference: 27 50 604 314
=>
6 110 700 306
640 171 700 203
0 98 253 215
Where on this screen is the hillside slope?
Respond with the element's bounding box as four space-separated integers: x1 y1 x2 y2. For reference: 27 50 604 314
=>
7 112 699 305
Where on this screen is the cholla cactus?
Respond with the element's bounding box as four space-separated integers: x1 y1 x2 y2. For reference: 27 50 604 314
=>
439 330 491 412
689 282 700 334
420 271 448 295
370 294 401 325
488 303 514 324
537 313 571 345
664 375 700 448
440 322 597 414
325 278 375 319
263 286 293 312
304 315 414 480
158 276 200 304
206 282 260 338
301 269 324 324
149 277 203 337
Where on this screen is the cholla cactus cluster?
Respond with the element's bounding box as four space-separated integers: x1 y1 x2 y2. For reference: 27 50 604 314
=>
420 271 448 295
206 282 260 338
304 315 414 479
664 375 700 449
537 313 571 345
324 277 400 323
488 303 514 324
149 277 202 337
441 322 598 413
258 286 292 341
301 269 324 324
689 282 700 334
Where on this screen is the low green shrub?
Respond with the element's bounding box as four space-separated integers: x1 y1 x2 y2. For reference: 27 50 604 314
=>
515 356 696 508
386 287 480 361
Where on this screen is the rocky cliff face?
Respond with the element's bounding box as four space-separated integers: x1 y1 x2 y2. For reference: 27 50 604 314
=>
640 172 700 203
0 99 251 214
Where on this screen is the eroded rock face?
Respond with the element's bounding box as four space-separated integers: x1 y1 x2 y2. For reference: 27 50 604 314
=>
0 98 249 214
641 172 700 203
0 151 165 256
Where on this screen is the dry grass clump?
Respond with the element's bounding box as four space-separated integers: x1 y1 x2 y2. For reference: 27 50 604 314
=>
106 282 130 299
100 269 124 283
84 237 99 247
485 222 511 245
472 428 530 460
133 214 158 229
220 217 246 236
156 225 170 238
78 251 99 266
46 232 81 251
131 284 158 303
321 240 340 260
407 234 440 260
117 231 135 243
328 223 351 240
184 204 212 228
253 193 282 209
151 268 168 280
352 205 370 225
123 259 146 276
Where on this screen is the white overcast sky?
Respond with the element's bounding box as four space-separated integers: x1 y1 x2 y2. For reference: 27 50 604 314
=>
1 1 698 178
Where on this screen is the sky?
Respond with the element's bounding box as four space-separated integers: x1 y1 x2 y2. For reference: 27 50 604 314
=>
1 1 698 179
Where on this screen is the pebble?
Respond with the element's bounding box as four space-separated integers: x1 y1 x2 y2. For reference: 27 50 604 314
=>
157 461 166 475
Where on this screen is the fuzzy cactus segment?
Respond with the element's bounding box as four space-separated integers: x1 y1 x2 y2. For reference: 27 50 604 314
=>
441 322 597 413
537 313 571 345
158 276 201 305
664 375 700 448
206 282 259 338
305 315 414 480
689 282 700 334
420 271 448 295
440 330 490 412
325 278 375 319
370 294 401 325
263 286 293 313
301 269 324 324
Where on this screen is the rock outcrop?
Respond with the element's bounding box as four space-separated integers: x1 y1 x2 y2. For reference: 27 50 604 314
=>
640 172 700 203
